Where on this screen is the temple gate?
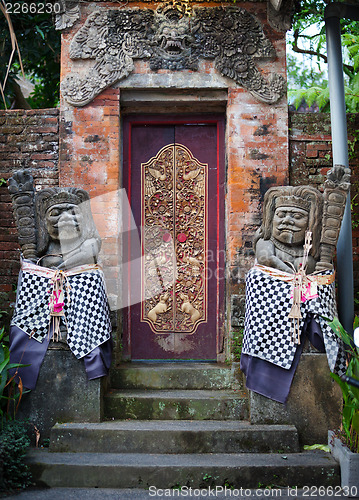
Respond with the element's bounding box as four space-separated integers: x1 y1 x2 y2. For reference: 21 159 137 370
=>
58 0 291 362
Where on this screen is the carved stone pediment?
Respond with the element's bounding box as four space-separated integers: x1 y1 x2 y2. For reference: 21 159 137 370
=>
61 4 286 106
55 0 80 31
55 0 295 33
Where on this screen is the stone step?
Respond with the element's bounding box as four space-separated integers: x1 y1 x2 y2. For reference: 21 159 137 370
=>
27 449 340 489
50 421 300 454
110 362 242 390
103 389 249 420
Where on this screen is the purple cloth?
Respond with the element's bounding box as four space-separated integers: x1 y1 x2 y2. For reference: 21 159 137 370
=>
83 337 113 380
9 325 112 390
9 325 50 390
240 314 325 404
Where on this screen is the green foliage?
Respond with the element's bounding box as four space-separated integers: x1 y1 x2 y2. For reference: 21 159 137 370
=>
0 420 32 492
351 193 359 230
303 443 330 452
287 54 327 90
231 329 243 362
0 1 60 109
342 33 359 112
0 326 15 418
328 316 359 453
0 326 29 421
292 0 328 29
0 323 32 493
288 2 359 112
288 86 330 112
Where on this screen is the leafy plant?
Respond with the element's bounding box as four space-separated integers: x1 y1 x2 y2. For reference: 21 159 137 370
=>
0 419 32 492
287 1 359 112
351 193 359 230
0 325 32 494
231 329 243 361
0 326 28 421
328 316 359 453
0 1 60 109
303 443 330 452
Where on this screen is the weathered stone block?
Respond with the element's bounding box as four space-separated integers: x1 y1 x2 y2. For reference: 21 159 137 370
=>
329 430 359 493
15 348 105 443
230 294 245 327
249 353 342 445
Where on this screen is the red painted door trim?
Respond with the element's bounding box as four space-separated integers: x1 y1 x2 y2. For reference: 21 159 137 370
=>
122 114 225 360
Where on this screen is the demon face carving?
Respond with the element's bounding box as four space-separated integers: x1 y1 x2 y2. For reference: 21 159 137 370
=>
61 5 285 107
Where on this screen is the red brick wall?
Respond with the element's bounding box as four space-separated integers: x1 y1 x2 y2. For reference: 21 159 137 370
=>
0 108 59 315
289 112 359 312
1 109 359 321
227 89 289 294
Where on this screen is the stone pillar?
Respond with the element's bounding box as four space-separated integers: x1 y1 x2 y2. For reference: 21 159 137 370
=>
16 346 106 442
249 353 342 445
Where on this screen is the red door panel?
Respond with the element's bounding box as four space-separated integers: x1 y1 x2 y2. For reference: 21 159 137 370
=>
123 115 225 360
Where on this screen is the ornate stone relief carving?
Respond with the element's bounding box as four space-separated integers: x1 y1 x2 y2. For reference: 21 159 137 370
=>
254 165 351 274
267 0 294 32
61 4 286 106
55 0 80 31
54 1 295 34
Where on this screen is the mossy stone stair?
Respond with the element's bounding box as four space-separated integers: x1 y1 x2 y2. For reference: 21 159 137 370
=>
27 362 340 488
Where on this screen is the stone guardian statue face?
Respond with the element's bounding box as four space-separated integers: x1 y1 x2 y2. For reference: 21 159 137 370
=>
45 202 84 242
35 187 101 269
253 186 323 274
272 206 309 246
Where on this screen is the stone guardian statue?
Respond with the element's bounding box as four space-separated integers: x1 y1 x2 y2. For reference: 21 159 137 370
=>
240 165 350 404
8 170 101 269
7 170 112 390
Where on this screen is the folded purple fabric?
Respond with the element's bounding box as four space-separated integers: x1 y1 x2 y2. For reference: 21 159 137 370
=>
240 314 325 404
9 325 112 390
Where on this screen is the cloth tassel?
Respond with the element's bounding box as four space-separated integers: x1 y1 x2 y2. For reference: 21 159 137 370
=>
287 231 313 345
288 287 302 345
48 270 70 342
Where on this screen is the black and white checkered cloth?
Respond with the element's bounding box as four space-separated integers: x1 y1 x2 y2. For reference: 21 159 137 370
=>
242 266 347 377
12 267 112 359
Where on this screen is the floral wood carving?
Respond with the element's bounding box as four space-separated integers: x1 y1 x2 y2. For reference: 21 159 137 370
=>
141 144 207 334
61 5 286 106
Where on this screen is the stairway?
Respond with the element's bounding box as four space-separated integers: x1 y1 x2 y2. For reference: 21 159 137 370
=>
27 362 340 489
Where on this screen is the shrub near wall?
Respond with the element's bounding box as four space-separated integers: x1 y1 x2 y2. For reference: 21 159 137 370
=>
0 108 59 314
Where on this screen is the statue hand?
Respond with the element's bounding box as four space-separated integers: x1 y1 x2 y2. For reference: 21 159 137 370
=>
315 261 334 272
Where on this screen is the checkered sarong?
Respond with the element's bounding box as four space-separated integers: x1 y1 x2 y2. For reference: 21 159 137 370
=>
242 266 347 377
11 262 112 359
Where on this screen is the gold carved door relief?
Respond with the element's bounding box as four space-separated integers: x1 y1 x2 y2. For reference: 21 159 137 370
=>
141 144 208 334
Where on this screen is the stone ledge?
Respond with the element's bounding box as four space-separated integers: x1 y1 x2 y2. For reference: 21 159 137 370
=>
15 349 106 442
249 353 342 445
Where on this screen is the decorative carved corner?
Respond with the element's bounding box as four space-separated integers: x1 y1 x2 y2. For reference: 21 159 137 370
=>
8 170 37 261
267 0 295 32
319 165 351 257
55 0 80 31
231 294 246 328
61 4 286 107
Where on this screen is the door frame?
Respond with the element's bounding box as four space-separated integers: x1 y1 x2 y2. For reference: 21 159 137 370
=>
122 114 226 361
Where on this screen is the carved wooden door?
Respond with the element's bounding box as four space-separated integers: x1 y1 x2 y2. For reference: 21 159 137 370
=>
123 115 225 360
